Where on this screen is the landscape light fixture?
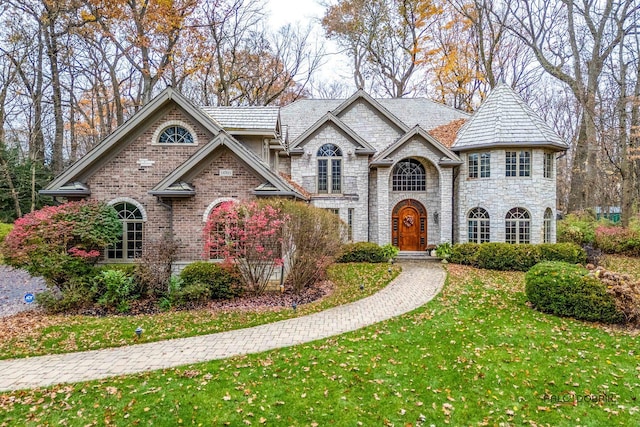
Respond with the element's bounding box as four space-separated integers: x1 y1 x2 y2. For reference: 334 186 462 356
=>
135 326 143 338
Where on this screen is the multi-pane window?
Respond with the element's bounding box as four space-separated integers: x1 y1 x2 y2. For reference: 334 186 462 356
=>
108 202 144 259
159 125 194 144
317 144 342 194
468 207 490 243
505 151 531 177
505 207 531 244
392 159 426 191
543 152 554 178
468 153 491 178
543 208 553 243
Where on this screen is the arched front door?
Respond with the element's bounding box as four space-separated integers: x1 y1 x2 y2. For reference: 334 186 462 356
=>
392 199 427 251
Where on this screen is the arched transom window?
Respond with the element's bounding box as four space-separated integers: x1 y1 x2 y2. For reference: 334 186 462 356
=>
468 207 490 243
317 143 342 194
159 125 194 144
108 202 144 259
392 159 426 191
543 208 553 243
505 207 530 244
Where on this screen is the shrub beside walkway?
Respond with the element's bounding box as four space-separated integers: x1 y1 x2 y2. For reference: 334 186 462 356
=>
0 262 444 392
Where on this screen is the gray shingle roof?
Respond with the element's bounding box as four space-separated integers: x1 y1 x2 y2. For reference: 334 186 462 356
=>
202 106 280 132
452 84 568 151
280 96 469 142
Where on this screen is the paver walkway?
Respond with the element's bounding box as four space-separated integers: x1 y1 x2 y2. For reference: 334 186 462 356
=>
0 262 444 392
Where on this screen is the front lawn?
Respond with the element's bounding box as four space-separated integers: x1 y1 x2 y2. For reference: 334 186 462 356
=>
1 262 638 426
0 263 399 360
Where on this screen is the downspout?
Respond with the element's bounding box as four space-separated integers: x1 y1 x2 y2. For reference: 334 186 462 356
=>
451 166 460 244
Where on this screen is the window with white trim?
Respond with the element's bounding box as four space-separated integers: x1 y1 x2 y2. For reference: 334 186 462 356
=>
543 208 553 243
468 207 490 243
505 207 530 244
543 152 554 178
392 159 426 191
505 150 530 177
107 202 144 259
468 152 490 178
317 144 342 194
159 125 194 144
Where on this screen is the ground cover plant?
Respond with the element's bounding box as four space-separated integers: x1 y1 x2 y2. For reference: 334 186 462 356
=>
0 263 399 360
1 263 639 426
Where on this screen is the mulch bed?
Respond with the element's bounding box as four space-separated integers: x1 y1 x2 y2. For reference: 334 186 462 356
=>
69 280 333 317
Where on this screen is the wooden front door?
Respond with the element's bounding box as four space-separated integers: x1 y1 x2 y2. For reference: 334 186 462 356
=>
392 200 427 251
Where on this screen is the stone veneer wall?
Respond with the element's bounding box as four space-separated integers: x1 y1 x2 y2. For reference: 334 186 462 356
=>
337 99 403 151
373 137 456 247
455 148 557 244
290 124 370 242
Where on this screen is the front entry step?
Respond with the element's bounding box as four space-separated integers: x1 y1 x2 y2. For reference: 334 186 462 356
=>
396 251 440 261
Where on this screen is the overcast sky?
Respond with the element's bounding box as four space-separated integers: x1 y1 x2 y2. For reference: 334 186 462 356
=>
267 0 353 94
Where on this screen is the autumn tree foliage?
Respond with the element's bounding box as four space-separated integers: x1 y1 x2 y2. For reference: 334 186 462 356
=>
1 201 121 287
203 201 287 295
204 200 343 295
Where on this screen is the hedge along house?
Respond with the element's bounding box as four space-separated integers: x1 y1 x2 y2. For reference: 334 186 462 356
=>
41 83 567 269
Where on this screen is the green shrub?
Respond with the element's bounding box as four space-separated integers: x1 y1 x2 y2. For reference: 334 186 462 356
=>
449 243 480 266
35 278 95 314
381 244 399 260
556 212 614 246
538 243 587 264
450 242 586 271
337 242 389 263
525 261 624 324
180 261 242 300
0 223 13 244
1 201 121 287
594 225 640 256
475 243 541 271
172 282 211 306
94 269 136 313
435 242 453 259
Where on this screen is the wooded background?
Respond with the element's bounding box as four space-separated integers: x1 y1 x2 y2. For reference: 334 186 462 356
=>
0 0 638 225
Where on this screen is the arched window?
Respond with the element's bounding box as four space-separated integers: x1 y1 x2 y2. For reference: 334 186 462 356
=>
108 202 144 259
392 159 426 191
317 143 342 194
468 207 490 243
543 208 553 243
159 125 194 144
505 207 530 244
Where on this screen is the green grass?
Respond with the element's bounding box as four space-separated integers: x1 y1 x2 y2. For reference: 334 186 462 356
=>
1 262 639 426
0 263 399 360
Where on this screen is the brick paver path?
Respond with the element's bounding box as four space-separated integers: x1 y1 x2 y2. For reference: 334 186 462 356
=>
0 262 444 392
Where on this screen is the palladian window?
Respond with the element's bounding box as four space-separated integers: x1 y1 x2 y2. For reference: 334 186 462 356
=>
392 159 426 191
107 202 144 259
317 143 342 194
505 207 530 244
